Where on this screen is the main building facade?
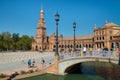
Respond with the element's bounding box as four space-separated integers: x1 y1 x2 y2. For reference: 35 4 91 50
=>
32 9 120 51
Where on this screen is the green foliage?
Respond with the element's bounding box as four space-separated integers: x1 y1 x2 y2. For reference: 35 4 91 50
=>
0 32 12 50
20 70 27 74
0 73 7 78
12 33 19 42
16 35 34 50
0 32 35 51
28 69 34 73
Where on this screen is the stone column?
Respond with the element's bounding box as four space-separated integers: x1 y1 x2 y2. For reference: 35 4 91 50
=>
81 43 83 56
54 54 59 74
98 43 100 48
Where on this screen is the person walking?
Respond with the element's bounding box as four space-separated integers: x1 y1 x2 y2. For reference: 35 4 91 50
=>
28 59 31 68
118 48 120 54
83 47 86 56
41 58 45 68
32 59 35 67
42 58 45 64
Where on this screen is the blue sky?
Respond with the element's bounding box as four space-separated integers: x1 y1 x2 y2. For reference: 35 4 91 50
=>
0 0 120 37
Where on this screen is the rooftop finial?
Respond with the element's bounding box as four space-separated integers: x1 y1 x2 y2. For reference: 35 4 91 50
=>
40 5 44 13
94 24 96 29
105 20 108 24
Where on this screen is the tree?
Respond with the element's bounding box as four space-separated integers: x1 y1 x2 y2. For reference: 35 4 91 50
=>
12 33 19 42
16 35 34 51
0 32 11 51
12 33 19 50
0 34 3 50
0 32 35 51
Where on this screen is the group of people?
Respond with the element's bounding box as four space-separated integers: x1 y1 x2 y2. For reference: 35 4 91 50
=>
83 46 120 56
27 59 35 68
27 58 45 68
26 48 120 68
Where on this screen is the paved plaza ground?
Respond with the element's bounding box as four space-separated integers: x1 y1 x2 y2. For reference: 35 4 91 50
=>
0 50 119 77
0 51 54 74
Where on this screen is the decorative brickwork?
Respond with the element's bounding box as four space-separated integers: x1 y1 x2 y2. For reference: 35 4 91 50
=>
32 8 120 51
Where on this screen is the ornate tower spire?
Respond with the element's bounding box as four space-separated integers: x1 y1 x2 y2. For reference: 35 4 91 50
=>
94 24 97 29
40 6 44 19
35 7 47 51
105 20 108 24
38 7 45 28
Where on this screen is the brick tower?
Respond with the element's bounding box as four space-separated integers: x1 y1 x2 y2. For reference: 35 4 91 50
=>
32 8 47 51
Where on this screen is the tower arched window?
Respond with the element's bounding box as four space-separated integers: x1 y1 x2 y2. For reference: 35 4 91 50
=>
68 45 70 48
54 45 56 48
62 45 64 48
76 45 78 48
36 46 38 51
97 37 98 40
102 43 104 48
110 36 112 40
79 44 81 48
89 44 91 48
59 45 61 48
92 38 94 42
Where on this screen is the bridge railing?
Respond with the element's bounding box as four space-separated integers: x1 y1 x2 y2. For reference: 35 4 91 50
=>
59 50 119 61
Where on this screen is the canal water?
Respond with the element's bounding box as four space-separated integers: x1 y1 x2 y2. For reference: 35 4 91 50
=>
19 62 120 80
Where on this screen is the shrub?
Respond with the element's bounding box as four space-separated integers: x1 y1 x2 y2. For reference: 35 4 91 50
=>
35 68 39 72
20 70 27 74
28 69 34 73
0 73 7 78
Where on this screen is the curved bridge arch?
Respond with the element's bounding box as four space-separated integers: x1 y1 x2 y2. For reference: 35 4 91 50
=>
58 57 118 75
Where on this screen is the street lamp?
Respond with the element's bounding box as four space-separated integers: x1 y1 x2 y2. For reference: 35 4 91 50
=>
73 21 76 51
55 12 60 56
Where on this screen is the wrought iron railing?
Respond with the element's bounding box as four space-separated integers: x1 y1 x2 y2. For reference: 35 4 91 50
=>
58 50 119 61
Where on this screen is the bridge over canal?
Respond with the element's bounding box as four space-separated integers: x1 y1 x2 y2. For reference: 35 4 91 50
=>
45 50 119 75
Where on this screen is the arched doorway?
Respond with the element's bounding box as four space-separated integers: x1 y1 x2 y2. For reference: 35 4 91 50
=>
36 46 38 51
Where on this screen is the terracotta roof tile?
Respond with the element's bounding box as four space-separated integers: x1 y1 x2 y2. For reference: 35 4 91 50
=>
63 34 94 40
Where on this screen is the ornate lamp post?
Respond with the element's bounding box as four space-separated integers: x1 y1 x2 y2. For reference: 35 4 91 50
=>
55 12 60 56
53 12 60 74
73 22 76 51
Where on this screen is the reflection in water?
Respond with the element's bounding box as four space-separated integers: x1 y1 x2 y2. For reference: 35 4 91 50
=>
19 73 105 80
19 62 120 80
81 62 120 80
